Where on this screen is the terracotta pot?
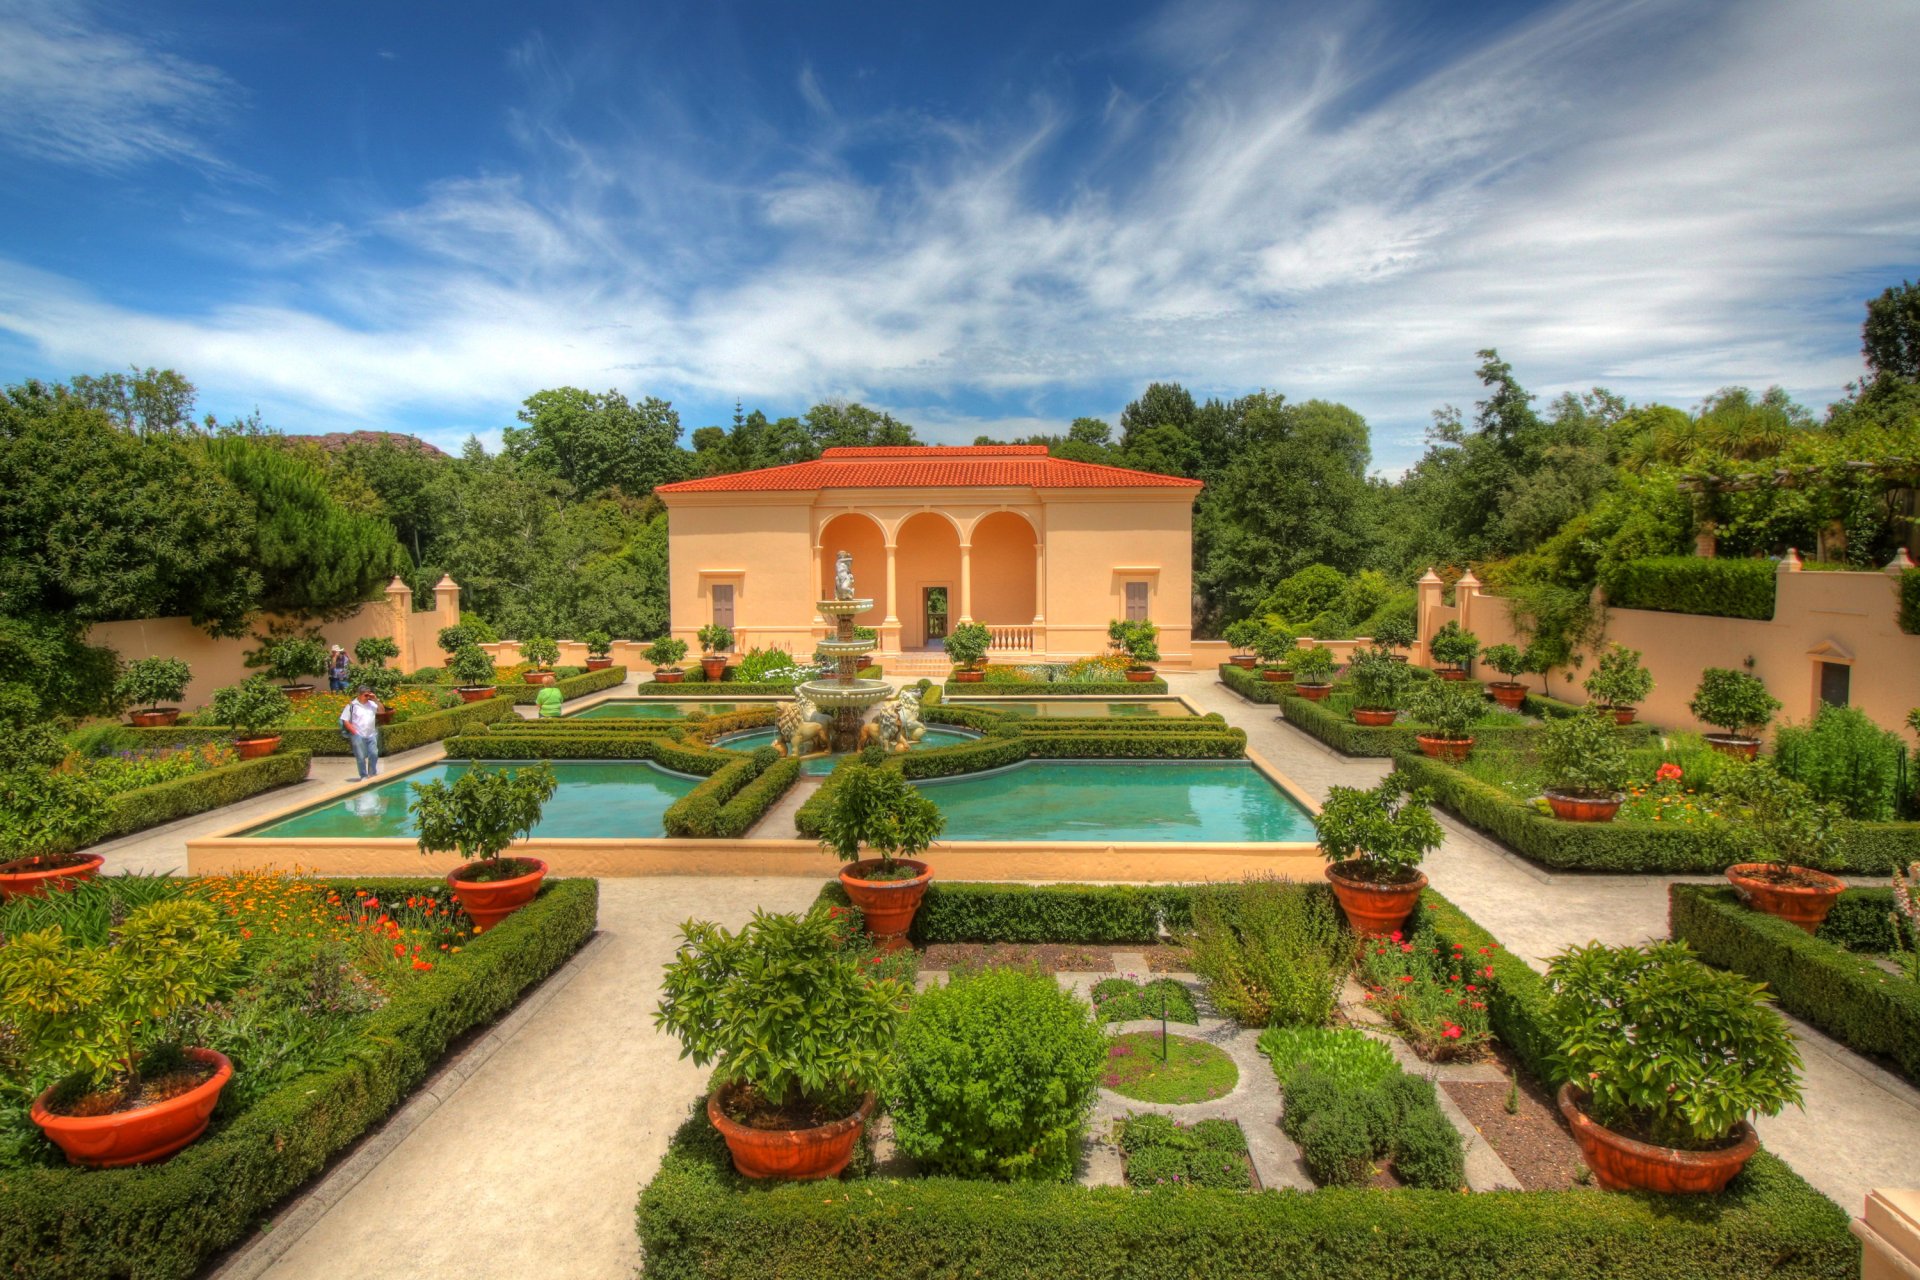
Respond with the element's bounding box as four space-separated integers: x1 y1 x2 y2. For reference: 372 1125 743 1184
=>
1294 682 1332 702
1557 1084 1757 1194
456 686 497 703
33 1048 233 1168
1231 655 1257 669
375 708 394 726
0 853 106 902
128 708 180 728
234 735 281 759
954 669 984 683
585 657 613 671
447 857 548 931
1487 681 1527 710
1725 862 1846 933
701 655 729 681
1437 668 1468 681
1325 861 1427 937
838 858 932 951
1352 708 1398 727
524 671 557 686
1124 668 1155 683
1261 668 1294 683
1605 705 1638 726
1416 734 1473 762
1544 789 1622 823
1705 734 1761 760
707 1085 874 1181
282 684 315 703
654 670 684 684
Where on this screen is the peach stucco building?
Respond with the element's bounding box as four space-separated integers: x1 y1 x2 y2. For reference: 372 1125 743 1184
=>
655 445 1201 665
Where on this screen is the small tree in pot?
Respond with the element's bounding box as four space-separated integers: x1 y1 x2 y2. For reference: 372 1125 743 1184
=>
944 620 992 683
353 635 401 668
1545 940 1801 1193
1689 667 1779 758
436 624 476 658
1288 644 1336 701
1408 678 1482 761
1345 645 1413 725
1538 707 1630 822
1223 618 1262 668
210 676 290 758
1119 620 1160 680
1709 759 1849 931
1583 644 1653 724
583 630 614 670
1317 771 1444 936
697 623 735 680
244 627 328 699
645 636 689 683
114 657 192 727
1252 624 1298 681
410 761 557 930
654 909 905 1179
447 644 498 701
1428 621 1479 678
1478 644 1532 710
1371 614 1416 661
817 759 945 949
520 636 560 684
0 690 111 895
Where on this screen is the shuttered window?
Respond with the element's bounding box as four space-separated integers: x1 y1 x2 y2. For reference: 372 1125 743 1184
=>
1124 581 1149 622
712 584 734 629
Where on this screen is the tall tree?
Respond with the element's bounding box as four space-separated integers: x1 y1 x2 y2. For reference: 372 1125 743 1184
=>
504 387 687 495
802 402 919 450
1863 279 1920 384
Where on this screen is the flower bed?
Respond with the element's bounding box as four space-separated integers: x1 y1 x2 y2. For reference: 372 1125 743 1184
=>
277 687 450 728
0 874 598 1280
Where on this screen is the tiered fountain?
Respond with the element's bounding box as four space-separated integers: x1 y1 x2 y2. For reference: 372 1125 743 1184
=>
800 552 892 752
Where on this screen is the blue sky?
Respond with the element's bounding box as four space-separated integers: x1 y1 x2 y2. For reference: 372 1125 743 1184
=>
1 0 1916 472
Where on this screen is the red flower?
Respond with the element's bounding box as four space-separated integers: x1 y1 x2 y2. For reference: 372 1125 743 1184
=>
1656 763 1684 783
1389 930 1403 942
1443 1024 1462 1039
1398 974 1415 983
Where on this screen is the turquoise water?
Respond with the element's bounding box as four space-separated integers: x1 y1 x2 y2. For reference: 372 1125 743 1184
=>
718 726 980 775
241 760 701 839
945 699 1191 718
569 700 773 720
918 761 1314 842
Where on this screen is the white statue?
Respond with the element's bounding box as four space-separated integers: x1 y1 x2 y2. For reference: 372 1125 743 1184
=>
835 550 855 601
776 692 832 757
859 685 926 754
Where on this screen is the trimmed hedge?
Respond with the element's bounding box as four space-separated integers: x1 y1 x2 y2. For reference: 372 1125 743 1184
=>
810 880 1190 943
1671 884 1920 1088
1394 750 1920 874
124 695 516 757
663 747 802 838
93 750 313 845
1601 556 1777 620
1279 689 1647 759
496 665 628 705
942 679 1169 697
0 877 599 1280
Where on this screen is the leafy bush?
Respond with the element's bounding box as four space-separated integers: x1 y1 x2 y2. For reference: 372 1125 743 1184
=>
1261 564 1347 626
447 644 497 689
1091 977 1197 1024
1773 704 1908 820
347 661 403 702
1114 620 1160 668
887 967 1106 1181
409 763 556 875
1250 623 1297 667
1706 759 1845 870
583 629 613 658
814 761 944 873
644 637 690 672
1222 618 1262 655
1480 644 1528 682
1257 1025 1397 1089
663 749 801 838
696 623 733 654
1407 680 1481 742
1689 667 1780 739
1346 646 1414 711
436 624 476 655
1901 567 1920 635
1603 556 1777 620
1428 621 1479 669
521 635 560 669
1371 614 1416 652
1583 644 1653 709
943 621 993 671
209 676 290 739
1187 879 1343 1026
1315 771 1442 878
244 626 329 687
1538 707 1631 798
112 657 191 712
352 635 400 667
1393 1102 1468 1191
1289 645 1335 684
95 751 311 843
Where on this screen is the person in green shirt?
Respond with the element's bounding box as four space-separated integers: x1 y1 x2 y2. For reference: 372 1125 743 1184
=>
534 685 563 718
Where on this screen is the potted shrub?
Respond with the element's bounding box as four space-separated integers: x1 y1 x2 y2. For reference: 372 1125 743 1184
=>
519 635 561 685
1538 707 1630 822
1316 771 1443 936
0 768 110 902
1545 940 1801 1193
644 636 690 684
1224 619 1261 669
583 630 614 671
1689 667 1780 759
1119 620 1160 682
244 627 329 701
0 898 240 1166
1428 621 1479 679
696 623 735 681
1372 614 1416 662
1583 644 1653 724
447 644 499 702
347 662 404 723
817 759 945 950
654 909 904 1180
1479 643 1531 710
409 761 557 930
1288 644 1336 701
210 676 290 758
353 634 401 669
1408 679 1481 761
1711 760 1848 932
1345 646 1413 726
114 656 192 727
1252 624 1298 682
944 620 992 683
436 623 476 657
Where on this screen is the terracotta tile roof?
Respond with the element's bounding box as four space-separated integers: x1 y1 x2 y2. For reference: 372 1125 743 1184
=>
657 445 1202 494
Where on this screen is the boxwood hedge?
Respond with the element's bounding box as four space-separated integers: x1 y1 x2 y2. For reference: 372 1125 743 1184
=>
0 877 598 1280
811 879 1190 943
92 750 313 846
124 695 516 757
495 665 628 705
663 747 802 839
1601 556 1777 620
941 679 1169 696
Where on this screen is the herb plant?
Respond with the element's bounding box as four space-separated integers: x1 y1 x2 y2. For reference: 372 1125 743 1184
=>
1187 878 1343 1027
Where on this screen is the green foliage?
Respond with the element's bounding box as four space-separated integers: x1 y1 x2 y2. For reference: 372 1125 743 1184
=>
520 635 560 669
111 657 190 711
503 386 686 496
1250 622 1297 665
1582 643 1653 708
1288 644 1335 684
1222 618 1262 653
1603 556 1777 620
1371 614 1416 651
1090 977 1197 1024
243 626 328 686
447 644 497 688
1115 619 1160 667
93 751 311 844
346 662 402 702
1900 568 1920 635
887 968 1105 1181
1257 1025 1398 1090
663 749 800 839
1279 1063 1462 1191
1862 278 1920 382
0 617 120 723
1707 759 1845 869
1117 1114 1251 1190
1544 940 1802 1148
1393 1102 1469 1192
852 881 1179 944
1345 646 1414 711
644 637 689 671
1314 772 1442 876
1186 879 1343 1026
409 763 556 870
1538 707 1631 798
1428 621 1479 669
0 761 109 858
813 761 944 870
1773 704 1908 820
1261 564 1348 626
942 621 992 670
351 635 400 667
209 676 290 739
655 909 905 1111
1407 680 1482 742
583 629 613 658
1689 667 1780 738
1480 643 1527 680
437 623 477 655
695 623 733 653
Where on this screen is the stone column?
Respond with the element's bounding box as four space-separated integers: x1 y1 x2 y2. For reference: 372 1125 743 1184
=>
1454 570 1481 640
813 545 828 626
958 542 974 623
384 576 414 672
882 543 902 653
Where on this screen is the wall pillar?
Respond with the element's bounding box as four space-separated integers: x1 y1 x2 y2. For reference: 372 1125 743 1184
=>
958 542 973 623
432 574 461 621
1033 541 1047 624
812 545 828 625
384 576 414 672
1455 570 1481 643
1415 568 1444 667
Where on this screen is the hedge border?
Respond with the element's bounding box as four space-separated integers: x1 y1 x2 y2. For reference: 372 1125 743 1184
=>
1601 556 1777 621
663 748 803 838
93 750 313 847
122 695 516 757
495 665 628 705
622 666 880 697
1671 884 1920 1087
941 679 1170 697
1900 566 1920 636
0 877 599 1280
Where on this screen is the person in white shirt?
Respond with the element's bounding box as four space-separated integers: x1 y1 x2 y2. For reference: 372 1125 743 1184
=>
340 685 383 779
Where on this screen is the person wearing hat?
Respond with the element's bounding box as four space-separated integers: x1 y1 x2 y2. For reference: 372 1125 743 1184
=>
327 644 350 693
339 685 383 778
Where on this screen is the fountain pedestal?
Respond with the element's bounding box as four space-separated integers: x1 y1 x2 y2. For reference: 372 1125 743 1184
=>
800 599 889 752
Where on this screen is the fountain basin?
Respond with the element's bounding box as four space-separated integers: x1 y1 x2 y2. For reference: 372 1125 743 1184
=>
816 638 876 658
796 678 893 709
817 599 873 617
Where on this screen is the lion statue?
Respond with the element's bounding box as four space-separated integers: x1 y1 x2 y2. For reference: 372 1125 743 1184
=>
776 693 832 758
859 686 926 754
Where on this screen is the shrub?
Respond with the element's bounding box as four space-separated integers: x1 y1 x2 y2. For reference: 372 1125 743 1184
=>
645 637 690 672
347 661 403 702
521 635 560 669
409 763 556 875
1250 623 1297 667
209 676 289 740
1773 704 1908 820
1263 564 1347 626
814 761 944 873
436 624 476 655
1091 977 1197 1024
1543 940 1802 1148
1289 645 1335 684
244 626 328 687
447 644 497 689
1372 614 1416 652
887 967 1106 1181
1392 1102 1467 1191
1603 556 1776 620
1480 644 1528 683
1222 618 1262 655
1689 668 1780 739
112 657 191 712
1428 621 1479 669
943 621 993 671
352 635 400 667
1706 759 1845 870
1295 1093 1375 1187
1187 879 1343 1026
1407 680 1481 743
584 629 613 659
1314 771 1442 878
97 751 311 843
1538 707 1631 798
1583 644 1653 709
1346 646 1414 711
1116 620 1160 669
1257 1025 1398 1090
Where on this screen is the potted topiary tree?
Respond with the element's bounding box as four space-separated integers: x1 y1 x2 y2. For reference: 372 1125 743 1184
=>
0 898 240 1166
1479 644 1531 710
436 624 475 659
1710 760 1848 931
1372 614 1416 662
244 627 329 701
347 662 404 723
644 637 689 684
654 909 905 1180
211 675 291 758
520 636 561 686
1288 644 1337 701
1689 667 1779 758
1120 620 1160 682
1316 771 1444 936
1583 644 1654 724
1252 624 1298 682
1408 679 1482 761
447 644 499 702
583 630 614 671
0 703 111 900
1545 940 1801 1193
353 634 401 669
944 620 992 683
1538 706 1630 822
1224 619 1262 669
817 759 945 950
1428 621 1479 680
1345 646 1414 726
114 656 192 727
696 623 735 681
409 761 557 930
